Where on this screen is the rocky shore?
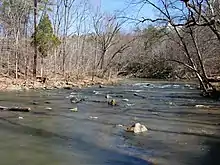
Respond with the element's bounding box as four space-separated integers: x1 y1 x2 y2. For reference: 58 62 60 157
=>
0 76 120 91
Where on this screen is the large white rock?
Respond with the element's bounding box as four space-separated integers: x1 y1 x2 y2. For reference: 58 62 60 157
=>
127 123 148 133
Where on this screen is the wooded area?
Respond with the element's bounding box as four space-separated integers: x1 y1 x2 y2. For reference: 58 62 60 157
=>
0 0 133 81
0 0 219 95
127 0 220 96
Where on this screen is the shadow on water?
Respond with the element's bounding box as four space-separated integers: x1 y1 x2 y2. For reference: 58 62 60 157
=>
125 111 220 126
199 139 220 165
148 128 220 140
0 117 153 165
128 108 220 117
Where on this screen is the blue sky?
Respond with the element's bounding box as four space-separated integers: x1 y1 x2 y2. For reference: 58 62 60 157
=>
91 0 155 18
90 0 156 30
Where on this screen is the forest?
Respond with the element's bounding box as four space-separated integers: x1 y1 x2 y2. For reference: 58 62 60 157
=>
0 0 219 96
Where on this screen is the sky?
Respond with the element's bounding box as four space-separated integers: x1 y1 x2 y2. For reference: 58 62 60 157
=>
90 0 156 31
91 0 155 17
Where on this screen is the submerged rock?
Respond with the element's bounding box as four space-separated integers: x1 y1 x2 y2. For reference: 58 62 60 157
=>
44 101 51 104
32 101 39 105
45 107 52 110
126 103 135 107
122 98 129 102
70 97 84 104
108 99 117 106
89 116 98 119
93 91 101 95
195 105 210 108
105 94 112 99
70 107 78 112
114 95 124 98
99 85 104 88
126 123 148 133
116 124 124 127
133 93 146 99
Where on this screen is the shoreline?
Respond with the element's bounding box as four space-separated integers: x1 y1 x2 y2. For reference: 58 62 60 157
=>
0 76 121 91
1 77 220 100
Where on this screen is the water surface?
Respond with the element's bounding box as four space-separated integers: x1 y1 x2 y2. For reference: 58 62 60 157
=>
0 80 220 165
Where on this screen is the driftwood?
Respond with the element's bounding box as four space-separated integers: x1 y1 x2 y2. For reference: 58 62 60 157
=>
0 106 31 112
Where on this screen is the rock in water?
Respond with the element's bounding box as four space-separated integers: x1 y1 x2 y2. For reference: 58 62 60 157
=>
195 105 210 108
105 94 112 99
133 93 146 99
44 101 51 104
89 116 98 119
126 123 148 133
70 97 84 104
45 107 52 110
70 107 78 112
32 101 39 105
108 99 116 106
122 98 129 102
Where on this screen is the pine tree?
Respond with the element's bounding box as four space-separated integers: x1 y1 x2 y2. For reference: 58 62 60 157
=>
32 14 60 77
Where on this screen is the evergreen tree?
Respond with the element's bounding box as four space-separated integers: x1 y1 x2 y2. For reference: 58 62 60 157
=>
32 14 60 77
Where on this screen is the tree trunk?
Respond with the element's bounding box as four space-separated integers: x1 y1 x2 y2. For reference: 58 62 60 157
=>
62 0 68 76
54 49 57 80
92 38 98 81
15 52 18 79
33 0 38 78
7 52 10 76
100 51 105 70
40 57 44 78
15 31 19 80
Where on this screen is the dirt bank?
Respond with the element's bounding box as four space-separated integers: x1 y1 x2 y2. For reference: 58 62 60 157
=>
0 76 120 91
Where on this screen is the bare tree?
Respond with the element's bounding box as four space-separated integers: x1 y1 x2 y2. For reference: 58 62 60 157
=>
92 13 133 77
130 0 220 94
33 0 38 78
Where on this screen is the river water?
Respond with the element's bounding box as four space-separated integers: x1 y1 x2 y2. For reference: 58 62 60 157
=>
0 80 220 165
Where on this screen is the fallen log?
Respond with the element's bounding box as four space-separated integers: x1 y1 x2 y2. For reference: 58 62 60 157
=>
0 106 31 112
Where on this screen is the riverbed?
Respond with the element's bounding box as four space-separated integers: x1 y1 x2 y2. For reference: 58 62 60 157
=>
0 80 220 165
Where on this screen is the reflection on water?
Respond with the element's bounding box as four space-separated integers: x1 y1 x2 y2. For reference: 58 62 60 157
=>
0 80 220 165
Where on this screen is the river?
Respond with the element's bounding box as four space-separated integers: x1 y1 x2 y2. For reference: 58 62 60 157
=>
0 80 220 165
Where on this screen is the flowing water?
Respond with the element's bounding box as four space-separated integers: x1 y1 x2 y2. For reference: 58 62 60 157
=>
0 80 220 165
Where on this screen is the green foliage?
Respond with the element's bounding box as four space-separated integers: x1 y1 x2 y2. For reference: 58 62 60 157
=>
142 25 168 49
31 14 60 58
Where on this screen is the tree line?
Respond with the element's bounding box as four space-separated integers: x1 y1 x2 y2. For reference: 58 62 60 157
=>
0 0 133 81
123 0 220 96
0 0 219 95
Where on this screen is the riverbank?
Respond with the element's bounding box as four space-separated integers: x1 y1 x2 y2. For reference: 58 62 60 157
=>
0 76 120 91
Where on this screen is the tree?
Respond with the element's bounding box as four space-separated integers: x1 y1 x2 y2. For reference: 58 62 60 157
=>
121 25 173 79
31 14 60 77
92 13 133 78
130 0 220 95
0 0 33 79
33 0 38 78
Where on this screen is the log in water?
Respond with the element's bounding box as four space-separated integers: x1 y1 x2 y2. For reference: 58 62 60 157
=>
0 106 31 112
